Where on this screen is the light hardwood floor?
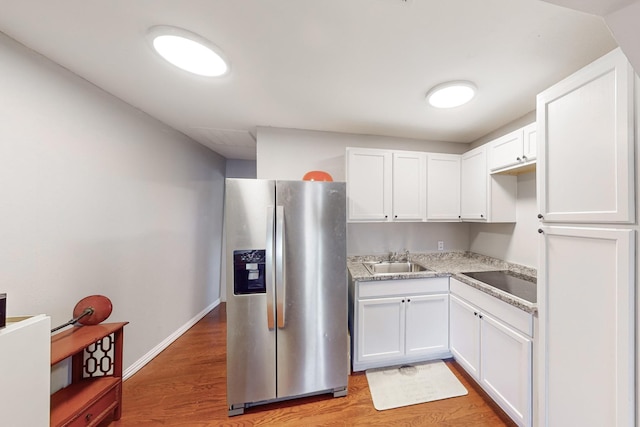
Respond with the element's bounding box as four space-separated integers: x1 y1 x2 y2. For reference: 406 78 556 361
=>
105 304 515 426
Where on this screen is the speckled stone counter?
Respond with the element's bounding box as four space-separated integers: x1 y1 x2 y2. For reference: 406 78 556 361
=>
348 251 537 314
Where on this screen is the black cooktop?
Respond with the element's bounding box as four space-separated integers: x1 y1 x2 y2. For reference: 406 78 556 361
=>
461 270 537 303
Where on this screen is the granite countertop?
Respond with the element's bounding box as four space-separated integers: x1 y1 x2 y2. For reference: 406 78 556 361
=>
348 251 537 314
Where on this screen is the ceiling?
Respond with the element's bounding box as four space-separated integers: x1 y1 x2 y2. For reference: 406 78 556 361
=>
0 0 619 160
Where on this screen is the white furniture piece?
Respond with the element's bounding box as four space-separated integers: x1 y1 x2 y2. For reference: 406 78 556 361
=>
450 279 533 427
426 153 461 221
538 226 634 427
460 145 517 222
346 147 425 222
0 314 51 427
350 277 450 371
488 123 537 174
537 48 636 427
537 47 635 224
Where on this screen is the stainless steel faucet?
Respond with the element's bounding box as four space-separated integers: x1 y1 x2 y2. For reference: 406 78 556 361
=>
388 249 410 262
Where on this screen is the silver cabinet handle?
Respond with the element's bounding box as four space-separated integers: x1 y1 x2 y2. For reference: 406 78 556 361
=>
265 207 275 330
275 206 286 329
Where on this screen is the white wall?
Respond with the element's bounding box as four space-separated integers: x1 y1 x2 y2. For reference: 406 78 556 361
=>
0 33 226 372
226 159 257 178
470 111 536 149
257 126 469 181
465 112 539 268
348 222 470 255
256 127 470 255
469 172 538 268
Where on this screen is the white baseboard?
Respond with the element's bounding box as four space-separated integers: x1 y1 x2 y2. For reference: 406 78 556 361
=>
123 299 221 380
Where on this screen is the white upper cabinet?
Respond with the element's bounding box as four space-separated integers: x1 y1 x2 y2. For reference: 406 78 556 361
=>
427 153 461 221
346 147 425 222
537 48 635 223
461 145 517 223
522 122 537 162
346 148 392 221
460 146 487 221
488 128 525 171
488 123 537 174
392 151 426 221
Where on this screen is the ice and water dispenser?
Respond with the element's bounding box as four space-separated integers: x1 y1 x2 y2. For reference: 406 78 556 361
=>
233 249 266 295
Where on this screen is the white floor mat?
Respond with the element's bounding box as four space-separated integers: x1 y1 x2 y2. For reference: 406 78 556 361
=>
365 360 468 411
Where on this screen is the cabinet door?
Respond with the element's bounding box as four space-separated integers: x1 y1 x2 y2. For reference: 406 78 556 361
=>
537 48 634 223
460 146 487 221
405 294 449 357
522 122 537 162
356 297 404 364
427 154 461 220
449 294 480 379
480 313 532 427
392 152 426 221
488 129 523 172
346 148 392 221
539 226 634 427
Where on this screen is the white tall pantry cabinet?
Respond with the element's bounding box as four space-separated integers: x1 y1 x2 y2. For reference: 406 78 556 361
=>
537 48 637 427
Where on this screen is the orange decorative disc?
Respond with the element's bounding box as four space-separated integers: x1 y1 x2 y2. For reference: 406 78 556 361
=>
302 170 333 181
72 295 113 325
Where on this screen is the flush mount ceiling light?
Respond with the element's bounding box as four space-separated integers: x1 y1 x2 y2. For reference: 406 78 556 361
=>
147 26 229 77
426 81 476 108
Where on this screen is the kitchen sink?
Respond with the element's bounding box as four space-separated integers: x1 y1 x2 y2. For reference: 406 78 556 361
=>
363 261 430 275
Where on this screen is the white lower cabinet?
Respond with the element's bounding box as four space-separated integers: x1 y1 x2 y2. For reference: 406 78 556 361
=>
449 294 481 378
352 277 450 371
450 282 533 427
480 312 532 427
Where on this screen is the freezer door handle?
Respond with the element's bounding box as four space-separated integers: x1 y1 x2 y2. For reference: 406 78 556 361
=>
265 206 275 330
275 205 286 329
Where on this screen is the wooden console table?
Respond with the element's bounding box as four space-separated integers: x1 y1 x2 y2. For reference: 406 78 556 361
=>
50 322 128 427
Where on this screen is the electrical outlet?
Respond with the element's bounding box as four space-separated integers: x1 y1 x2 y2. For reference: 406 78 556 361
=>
437 241 444 251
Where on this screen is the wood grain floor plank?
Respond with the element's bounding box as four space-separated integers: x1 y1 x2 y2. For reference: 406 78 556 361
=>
104 304 515 426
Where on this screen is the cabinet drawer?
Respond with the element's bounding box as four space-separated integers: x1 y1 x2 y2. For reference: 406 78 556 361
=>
55 380 120 427
358 277 448 298
51 377 122 427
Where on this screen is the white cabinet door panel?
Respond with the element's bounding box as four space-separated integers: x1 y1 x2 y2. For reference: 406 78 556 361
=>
537 48 634 223
460 146 487 221
427 154 461 220
346 148 392 221
357 297 404 363
405 294 449 357
522 122 537 162
481 313 532 427
449 294 480 379
488 129 523 171
539 226 634 427
392 152 426 221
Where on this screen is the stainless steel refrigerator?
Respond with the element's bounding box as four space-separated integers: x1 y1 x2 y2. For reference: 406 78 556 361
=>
225 178 348 416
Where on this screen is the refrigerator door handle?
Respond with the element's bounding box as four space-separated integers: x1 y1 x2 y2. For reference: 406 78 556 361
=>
265 206 276 330
275 205 286 329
